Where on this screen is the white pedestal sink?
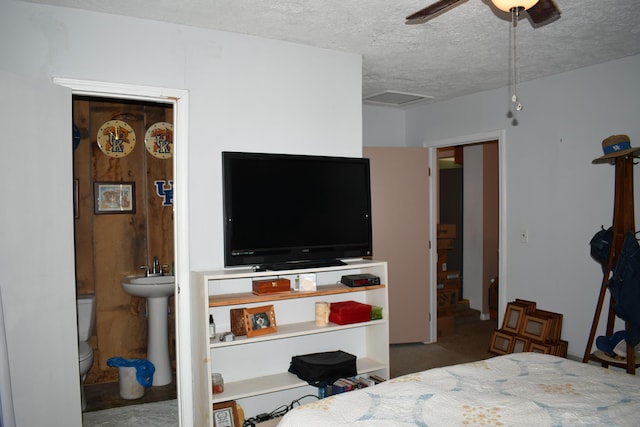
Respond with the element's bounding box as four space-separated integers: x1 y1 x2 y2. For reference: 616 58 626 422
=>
121 275 175 386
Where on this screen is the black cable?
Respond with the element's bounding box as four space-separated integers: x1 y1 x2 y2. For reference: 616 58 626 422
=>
267 404 289 418
288 394 319 410
241 394 320 426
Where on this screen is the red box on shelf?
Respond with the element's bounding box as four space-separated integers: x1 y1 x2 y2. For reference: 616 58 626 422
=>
329 301 372 325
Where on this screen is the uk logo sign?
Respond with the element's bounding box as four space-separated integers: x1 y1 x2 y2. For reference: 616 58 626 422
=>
155 180 174 206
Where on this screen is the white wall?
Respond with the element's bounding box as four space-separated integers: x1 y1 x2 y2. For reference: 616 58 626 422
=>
0 1 362 425
364 54 640 360
362 104 406 146
462 145 483 313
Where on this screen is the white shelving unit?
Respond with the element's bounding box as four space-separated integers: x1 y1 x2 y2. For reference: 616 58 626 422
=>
192 259 389 424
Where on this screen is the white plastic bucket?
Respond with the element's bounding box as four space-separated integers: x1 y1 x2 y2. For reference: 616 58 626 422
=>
118 366 145 400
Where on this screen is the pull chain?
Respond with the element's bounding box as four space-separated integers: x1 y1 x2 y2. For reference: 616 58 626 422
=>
511 7 522 112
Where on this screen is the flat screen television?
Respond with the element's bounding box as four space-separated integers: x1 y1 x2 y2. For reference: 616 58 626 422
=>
222 151 373 269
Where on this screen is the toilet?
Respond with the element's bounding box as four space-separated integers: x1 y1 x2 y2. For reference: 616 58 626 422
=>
77 294 96 411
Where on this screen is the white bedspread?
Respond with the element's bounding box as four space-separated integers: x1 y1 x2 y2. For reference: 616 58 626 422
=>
278 353 640 426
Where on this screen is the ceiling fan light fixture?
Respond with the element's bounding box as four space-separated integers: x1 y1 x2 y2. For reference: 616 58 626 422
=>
491 0 539 12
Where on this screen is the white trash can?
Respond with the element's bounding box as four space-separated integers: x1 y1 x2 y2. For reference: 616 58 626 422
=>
118 366 145 400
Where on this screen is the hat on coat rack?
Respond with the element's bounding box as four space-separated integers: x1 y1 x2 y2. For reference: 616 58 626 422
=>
593 134 640 164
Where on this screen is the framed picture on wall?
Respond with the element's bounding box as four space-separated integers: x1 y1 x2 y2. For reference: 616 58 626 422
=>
94 182 136 214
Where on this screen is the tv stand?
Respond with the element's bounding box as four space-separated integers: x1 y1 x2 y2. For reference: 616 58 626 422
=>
263 259 347 271
193 259 389 424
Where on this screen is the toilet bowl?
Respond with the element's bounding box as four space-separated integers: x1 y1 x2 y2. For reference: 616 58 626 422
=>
78 341 93 376
77 294 96 411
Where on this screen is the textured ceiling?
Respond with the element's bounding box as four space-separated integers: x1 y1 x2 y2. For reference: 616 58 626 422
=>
24 0 640 106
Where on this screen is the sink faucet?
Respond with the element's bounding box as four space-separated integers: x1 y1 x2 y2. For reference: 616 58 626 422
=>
147 256 163 276
139 256 165 277
152 256 161 276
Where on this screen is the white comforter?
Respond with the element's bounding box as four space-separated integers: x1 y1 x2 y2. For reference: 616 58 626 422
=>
278 353 640 426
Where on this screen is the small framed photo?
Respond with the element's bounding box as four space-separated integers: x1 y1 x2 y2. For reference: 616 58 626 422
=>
512 336 529 353
213 401 240 427
521 313 551 342
533 309 563 342
243 305 277 338
502 303 525 334
295 273 317 292
489 330 514 355
528 341 553 354
94 182 135 214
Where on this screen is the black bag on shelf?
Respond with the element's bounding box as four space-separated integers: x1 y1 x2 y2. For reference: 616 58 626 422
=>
288 350 357 387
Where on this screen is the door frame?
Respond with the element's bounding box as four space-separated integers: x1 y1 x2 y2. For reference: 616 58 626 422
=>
52 78 193 425
424 129 506 340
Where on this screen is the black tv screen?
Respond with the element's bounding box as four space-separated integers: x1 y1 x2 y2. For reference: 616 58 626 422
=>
222 151 373 269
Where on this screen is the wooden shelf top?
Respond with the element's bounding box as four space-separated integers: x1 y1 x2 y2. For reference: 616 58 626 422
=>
208 283 385 307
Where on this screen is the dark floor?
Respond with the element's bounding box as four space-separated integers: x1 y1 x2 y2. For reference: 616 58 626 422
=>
84 375 177 412
390 317 497 378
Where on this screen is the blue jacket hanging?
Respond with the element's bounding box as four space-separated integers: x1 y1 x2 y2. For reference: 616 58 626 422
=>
606 232 640 347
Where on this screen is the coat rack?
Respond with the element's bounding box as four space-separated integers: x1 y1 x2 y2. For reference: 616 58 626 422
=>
583 135 639 375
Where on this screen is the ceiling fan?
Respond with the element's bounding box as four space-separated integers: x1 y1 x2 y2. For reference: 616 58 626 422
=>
406 0 561 124
406 0 561 27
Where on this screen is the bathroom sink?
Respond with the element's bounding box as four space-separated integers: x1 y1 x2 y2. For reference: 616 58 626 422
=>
121 275 175 298
121 274 175 386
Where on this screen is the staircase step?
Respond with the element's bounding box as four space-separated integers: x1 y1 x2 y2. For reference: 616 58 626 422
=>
457 299 470 309
455 301 481 325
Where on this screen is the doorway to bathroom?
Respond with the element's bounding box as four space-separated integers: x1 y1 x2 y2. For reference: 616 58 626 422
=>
73 96 176 411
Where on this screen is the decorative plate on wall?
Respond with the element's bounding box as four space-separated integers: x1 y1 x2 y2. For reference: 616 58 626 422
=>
96 120 136 158
144 122 173 159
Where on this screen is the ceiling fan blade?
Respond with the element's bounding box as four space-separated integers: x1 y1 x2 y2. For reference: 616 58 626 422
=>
526 0 561 27
406 0 465 22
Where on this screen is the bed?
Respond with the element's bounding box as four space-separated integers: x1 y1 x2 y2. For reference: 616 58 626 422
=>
278 353 640 426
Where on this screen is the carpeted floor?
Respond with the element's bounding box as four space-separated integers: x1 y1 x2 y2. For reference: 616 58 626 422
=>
82 399 178 426
390 319 496 378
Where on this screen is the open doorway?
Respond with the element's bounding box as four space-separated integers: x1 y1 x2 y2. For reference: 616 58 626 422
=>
435 140 499 337
73 95 176 412
388 138 500 376
54 78 194 425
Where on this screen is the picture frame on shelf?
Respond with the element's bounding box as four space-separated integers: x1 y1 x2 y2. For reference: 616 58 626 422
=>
213 401 240 427
94 181 135 214
244 305 277 338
